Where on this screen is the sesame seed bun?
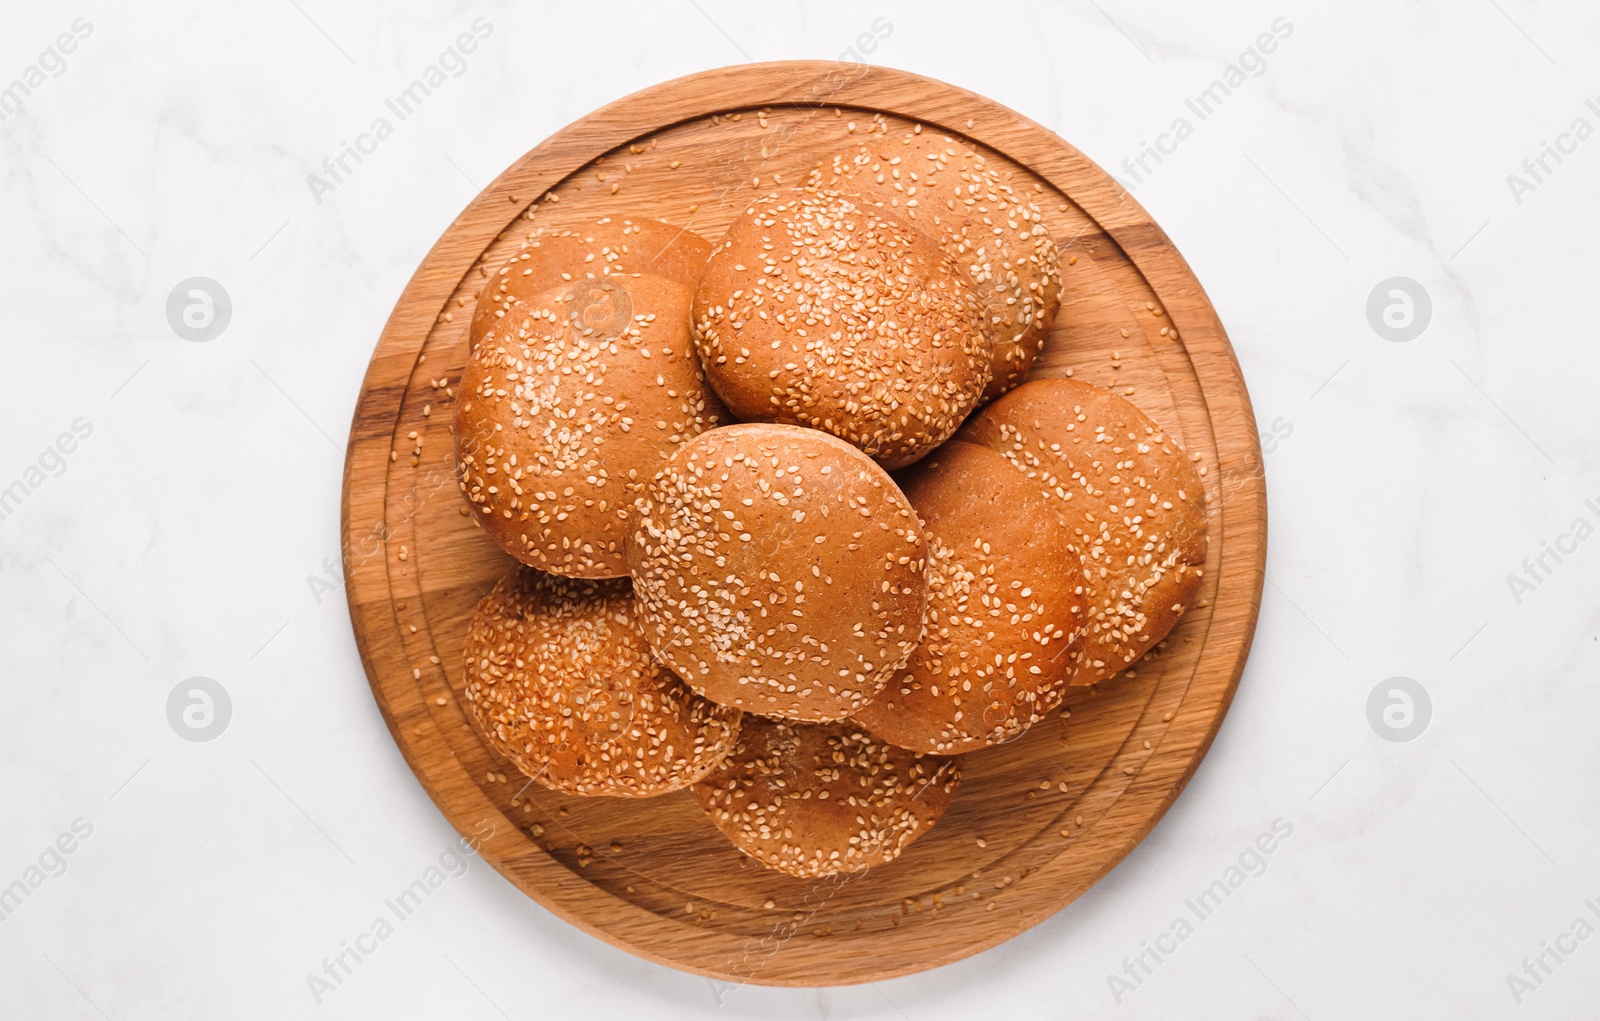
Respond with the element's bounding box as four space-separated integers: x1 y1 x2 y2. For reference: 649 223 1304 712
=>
853 441 1088 754
691 189 990 469
627 422 927 722
692 716 959 877
462 568 741 798
810 131 1062 402
956 379 1208 684
472 216 713 344
454 274 727 578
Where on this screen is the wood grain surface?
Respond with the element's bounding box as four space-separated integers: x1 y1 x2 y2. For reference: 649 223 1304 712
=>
340 61 1267 987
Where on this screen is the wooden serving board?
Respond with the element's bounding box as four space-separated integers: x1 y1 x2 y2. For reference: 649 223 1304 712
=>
341 61 1266 987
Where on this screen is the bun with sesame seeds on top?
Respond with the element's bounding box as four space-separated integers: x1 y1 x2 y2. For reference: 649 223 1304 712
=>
852 441 1089 754
956 378 1208 685
470 215 713 345
626 422 928 722
691 189 990 469
462 567 741 798
809 129 1063 403
454 272 727 578
691 716 959 877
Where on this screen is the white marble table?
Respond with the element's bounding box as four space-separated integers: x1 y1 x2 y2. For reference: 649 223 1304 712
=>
3 1 1596 1017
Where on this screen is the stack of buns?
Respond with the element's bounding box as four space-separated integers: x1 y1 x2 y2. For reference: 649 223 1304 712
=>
452 131 1208 878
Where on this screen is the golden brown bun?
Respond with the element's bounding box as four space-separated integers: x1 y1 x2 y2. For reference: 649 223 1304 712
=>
454 274 726 577
691 189 989 469
956 379 1208 684
692 716 959 877
463 568 740 797
853 442 1088 753
627 423 927 722
810 131 1062 402
472 216 712 343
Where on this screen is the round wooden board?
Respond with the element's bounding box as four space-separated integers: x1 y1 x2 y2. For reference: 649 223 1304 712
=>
341 61 1266 987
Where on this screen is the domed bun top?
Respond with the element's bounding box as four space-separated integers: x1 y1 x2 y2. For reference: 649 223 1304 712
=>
627 422 927 721
455 273 725 577
472 215 713 345
692 716 959 877
692 189 990 468
463 568 740 798
853 441 1088 754
811 130 1062 402
957 378 1207 683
